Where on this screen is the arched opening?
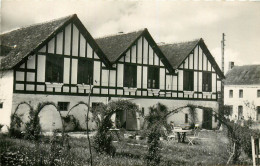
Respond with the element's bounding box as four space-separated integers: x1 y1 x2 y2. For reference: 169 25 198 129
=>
38 105 63 132
115 109 137 130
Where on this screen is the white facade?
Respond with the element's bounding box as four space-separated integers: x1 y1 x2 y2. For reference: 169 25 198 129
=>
224 85 260 121
0 70 14 132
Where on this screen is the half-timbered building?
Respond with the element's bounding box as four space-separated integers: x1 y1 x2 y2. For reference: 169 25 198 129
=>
0 14 224 132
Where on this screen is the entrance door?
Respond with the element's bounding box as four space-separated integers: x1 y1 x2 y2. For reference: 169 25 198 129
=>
202 109 212 130
115 110 137 130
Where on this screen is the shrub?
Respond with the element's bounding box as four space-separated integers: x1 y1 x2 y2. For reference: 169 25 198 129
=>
24 106 41 140
93 100 139 156
225 122 260 160
9 114 23 138
144 103 169 166
146 127 161 166
0 124 3 132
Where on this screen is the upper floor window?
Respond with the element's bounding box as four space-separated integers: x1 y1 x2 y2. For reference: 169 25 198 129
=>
202 72 212 92
229 90 233 98
239 89 243 98
147 66 159 89
124 64 137 88
58 102 69 111
46 55 64 83
257 89 260 98
183 70 194 91
77 58 93 84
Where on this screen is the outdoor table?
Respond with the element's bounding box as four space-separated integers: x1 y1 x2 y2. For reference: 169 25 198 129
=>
173 129 192 143
109 128 121 141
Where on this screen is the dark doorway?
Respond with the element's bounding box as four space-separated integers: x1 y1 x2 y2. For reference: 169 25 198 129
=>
115 110 137 130
202 109 212 130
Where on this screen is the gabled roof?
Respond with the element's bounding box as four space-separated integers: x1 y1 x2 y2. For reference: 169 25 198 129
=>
224 65 260 85
159 38 224 79
95 29 144 63
95 29 174 73
159 39 200 69
0 14 111 70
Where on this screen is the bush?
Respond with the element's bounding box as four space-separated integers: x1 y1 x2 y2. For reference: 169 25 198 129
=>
24 106 41 140
224 122 260 163
146 127 161 166
0 124 3 131
9 114 23 138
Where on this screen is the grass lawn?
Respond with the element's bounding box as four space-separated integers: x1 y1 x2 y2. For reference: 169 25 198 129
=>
0 130 252 166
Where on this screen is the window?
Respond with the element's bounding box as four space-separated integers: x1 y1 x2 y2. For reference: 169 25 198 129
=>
46 55 64 83
239 89 243 98
257 90 260 98
183 70 194 91
92 102 102 109
185 114 189 123
238 106 243 120
202 72 212 92
148 67 159 89
78 58 93 84
58 102 69 111
124 64 137 87
0 102 3 109
229 90 233 98
257 106 260 121
141 107 145 115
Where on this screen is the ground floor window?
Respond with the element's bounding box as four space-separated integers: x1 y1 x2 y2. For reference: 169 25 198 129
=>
92 102 102 110
58 102 70 111
238 106 243 120
185 113 189 123
257 106 260 121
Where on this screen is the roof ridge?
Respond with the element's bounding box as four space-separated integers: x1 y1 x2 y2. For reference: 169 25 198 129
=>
158 38 201 46
0 14 75 35
95 28 146 39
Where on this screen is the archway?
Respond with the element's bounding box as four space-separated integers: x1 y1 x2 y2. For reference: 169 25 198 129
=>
38 104 63 132
67 102 96 131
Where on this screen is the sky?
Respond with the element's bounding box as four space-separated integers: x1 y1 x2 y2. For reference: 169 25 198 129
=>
1 0 260 74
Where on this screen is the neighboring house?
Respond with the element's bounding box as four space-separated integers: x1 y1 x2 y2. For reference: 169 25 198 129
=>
0 14 224 132
224 62 260 123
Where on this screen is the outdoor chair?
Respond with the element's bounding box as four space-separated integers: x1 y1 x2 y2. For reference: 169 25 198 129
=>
164 130 176 141
187 130 199 145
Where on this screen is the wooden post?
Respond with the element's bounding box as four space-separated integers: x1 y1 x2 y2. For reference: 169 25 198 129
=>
252 136 256 166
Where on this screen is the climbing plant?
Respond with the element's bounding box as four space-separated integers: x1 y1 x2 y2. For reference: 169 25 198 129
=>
9 102 33 138
93 100 139 155
24 102 59 140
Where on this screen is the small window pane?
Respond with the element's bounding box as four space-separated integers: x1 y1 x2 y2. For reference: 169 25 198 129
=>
58 102 69 111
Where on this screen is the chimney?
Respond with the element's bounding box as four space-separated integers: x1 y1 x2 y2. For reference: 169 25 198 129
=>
229 61 234 70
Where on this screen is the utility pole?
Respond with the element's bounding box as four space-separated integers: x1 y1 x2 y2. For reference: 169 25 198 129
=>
221 33 225 73
218 33 225 126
